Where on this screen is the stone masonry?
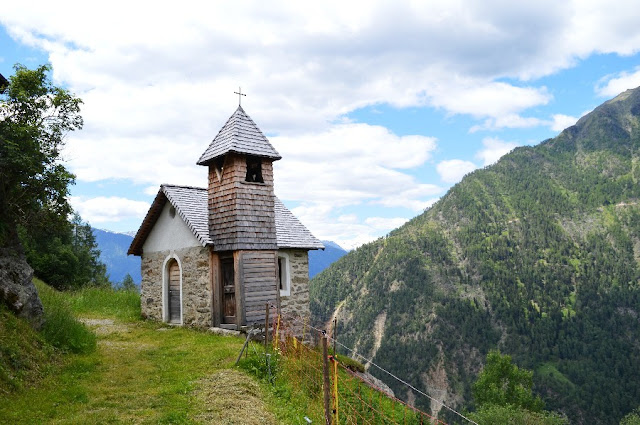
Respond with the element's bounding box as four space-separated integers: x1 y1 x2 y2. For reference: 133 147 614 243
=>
279 249 311 336
141 246 211 327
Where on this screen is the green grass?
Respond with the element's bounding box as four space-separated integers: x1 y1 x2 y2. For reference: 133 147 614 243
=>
3 281 405 424
0 303 56 394
34 278 97 354
0 281 282 424
238 340 425 424
69 285 141 321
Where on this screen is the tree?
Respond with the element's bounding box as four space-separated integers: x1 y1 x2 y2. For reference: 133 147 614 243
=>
18 213 110 289
469 351 568 425
473 350 544 412
1 65 107 290
621 409 640 425
0 64 82 247
120 274 137 291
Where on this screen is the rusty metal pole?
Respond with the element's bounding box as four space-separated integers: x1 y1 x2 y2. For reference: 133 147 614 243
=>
322 334 332 425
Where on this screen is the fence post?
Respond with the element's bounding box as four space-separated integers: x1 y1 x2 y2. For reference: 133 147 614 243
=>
264 303 270 354
273 313 281 351
332 317 337 355
331 356 339 425
322 334 332 425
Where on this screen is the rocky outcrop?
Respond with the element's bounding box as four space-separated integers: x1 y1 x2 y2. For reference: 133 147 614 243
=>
0 247 44 329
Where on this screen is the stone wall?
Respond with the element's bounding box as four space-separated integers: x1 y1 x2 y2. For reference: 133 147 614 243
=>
141 246 211 327
279 249 310 337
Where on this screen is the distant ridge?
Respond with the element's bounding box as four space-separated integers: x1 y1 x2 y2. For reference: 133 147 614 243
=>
92 228 141 285
309 240 348 278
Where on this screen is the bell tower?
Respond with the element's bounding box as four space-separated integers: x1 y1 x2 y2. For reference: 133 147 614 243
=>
197 106 282 329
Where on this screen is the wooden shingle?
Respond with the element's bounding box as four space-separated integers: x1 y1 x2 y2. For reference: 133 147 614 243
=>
197 106 281 165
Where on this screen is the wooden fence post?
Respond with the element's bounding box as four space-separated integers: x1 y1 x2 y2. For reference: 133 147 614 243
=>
322 334 332 425
332 317 337 355
265 303 270 354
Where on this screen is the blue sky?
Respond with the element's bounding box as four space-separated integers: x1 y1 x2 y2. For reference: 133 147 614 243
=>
2 1 640 249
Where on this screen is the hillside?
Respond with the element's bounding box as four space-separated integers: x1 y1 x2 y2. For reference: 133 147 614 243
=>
92 228 141 285
310 88 640 424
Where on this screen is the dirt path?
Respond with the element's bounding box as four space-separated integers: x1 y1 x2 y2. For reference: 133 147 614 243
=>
2 316 278 424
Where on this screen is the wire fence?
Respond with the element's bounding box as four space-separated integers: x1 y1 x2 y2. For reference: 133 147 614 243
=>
238 304 451 425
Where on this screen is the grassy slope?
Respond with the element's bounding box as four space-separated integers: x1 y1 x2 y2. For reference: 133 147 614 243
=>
0 282 289 424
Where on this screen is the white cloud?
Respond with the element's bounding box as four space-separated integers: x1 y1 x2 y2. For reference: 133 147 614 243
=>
69 196 150 225
144 186 160 196
550 114 579 132
476 137 519 166
4 0 633 137
290 203 410 250
4 1 640 245
272 123 440 210
596 67 640 97
428 81 552 120
436 160 477 184
470 114 547 132
364 217 411 231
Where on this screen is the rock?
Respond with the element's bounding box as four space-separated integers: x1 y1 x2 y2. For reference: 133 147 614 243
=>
353 370 395 398
0 247 44 329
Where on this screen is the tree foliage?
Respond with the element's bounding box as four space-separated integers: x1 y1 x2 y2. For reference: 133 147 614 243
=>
621 409 640 425
473 351 544 411
119 273 137 291
1 64 108 289
0 64 82 245
469 404 568 425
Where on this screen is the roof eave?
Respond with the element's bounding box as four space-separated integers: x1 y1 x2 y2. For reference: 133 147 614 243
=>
197 150 282 166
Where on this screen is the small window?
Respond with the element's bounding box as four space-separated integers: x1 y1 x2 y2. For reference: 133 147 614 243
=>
278 253 290 297
245 156 264 183
169 206 176 218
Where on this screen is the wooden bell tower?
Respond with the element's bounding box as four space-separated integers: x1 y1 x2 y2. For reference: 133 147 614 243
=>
197 106 282 329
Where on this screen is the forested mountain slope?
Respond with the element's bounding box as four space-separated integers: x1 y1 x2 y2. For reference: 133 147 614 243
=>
310 88 640 424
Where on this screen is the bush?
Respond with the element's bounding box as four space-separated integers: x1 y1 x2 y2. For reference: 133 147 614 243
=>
34 279 96 354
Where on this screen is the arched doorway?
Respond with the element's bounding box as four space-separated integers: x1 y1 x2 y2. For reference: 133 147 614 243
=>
167 259 181 323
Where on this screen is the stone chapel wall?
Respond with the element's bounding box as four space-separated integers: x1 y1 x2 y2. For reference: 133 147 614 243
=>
140 246 211 327
279 249 311 336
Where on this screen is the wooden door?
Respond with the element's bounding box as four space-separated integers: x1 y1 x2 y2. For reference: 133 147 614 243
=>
221 258 236 324
168 260 181 323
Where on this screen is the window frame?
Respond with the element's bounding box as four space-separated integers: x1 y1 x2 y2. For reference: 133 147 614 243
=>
278 252 291 297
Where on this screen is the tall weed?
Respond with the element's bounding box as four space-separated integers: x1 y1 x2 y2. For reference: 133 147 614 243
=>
33 279 96 354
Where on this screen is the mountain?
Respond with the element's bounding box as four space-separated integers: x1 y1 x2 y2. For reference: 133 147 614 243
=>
309 240 348 278
310 88 640 424
92 228 141 285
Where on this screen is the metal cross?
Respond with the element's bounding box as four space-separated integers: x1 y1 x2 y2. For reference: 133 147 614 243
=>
234 87 247 106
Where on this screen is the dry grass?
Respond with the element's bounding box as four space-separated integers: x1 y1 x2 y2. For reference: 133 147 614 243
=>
192 370 278 424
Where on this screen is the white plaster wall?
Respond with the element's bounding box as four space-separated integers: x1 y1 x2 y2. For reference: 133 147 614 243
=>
143 202 201 253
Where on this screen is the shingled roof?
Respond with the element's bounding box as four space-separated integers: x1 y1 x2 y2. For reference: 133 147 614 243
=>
197 106 281 165
128 184 323 255
273 198 325 249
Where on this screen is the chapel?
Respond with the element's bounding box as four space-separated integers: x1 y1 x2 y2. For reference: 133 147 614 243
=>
128 106 323 330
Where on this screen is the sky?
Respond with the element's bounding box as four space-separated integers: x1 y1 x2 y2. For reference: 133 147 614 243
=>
2 1 640 250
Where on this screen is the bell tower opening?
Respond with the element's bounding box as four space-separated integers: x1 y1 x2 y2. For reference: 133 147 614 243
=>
245 156 264 183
